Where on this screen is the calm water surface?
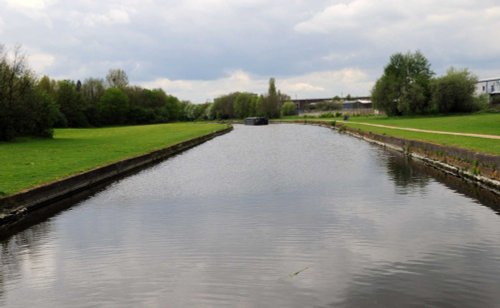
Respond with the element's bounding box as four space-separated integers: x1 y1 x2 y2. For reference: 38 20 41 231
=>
1 124 500 307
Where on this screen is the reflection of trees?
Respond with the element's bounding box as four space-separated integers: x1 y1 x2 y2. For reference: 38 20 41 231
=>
416 161 500 215
0 221 53 303
386 153 500 214
386 155 430 194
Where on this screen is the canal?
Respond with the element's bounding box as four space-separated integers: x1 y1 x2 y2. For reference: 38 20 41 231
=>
1 124 500 307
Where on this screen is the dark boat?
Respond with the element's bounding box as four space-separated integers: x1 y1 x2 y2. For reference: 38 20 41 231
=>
244 117 269 125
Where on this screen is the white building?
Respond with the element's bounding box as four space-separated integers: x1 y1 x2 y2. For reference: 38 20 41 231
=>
476 77 500 98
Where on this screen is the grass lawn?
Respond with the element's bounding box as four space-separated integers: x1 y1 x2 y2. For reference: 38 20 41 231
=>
344 123 500 155
283 113 500 135
342 113 500 135
281 113 500 155
0 122 228 196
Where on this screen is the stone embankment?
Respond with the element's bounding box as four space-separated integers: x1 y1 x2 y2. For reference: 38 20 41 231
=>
277 120 500 195
0 126 233 235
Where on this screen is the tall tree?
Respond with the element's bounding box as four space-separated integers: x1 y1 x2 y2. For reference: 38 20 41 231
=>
81 78 105 105
105 68 129 89
372 51 434 115
264 77 280 118
0 45 56 140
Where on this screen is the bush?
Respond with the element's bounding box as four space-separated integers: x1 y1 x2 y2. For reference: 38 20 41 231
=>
319 112 335 118
281 101 297 116
431 68 479 113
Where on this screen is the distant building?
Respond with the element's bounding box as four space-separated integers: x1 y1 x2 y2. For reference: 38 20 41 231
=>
342 99 376 114
291 96 372 113
342 99 372 110
476 77 500 101
291 98 332 113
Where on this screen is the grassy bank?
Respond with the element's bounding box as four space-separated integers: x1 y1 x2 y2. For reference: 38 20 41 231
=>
343 123 499 155
341 113 500 135
282 113 500 155
0 123 228 196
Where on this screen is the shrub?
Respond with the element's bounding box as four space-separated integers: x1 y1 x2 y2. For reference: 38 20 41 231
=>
319 112 335 118
431 68 479 113
281 101 297 116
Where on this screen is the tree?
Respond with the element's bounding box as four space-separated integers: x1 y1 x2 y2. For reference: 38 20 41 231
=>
372 51 434 115
431 68 480 113
163 92 182 121
38 75 57 97
281 101 297 116
105 68 129 89
98 88 129 125
263 78 280 118
0 45 56 140
254 95 265 117
81 78 104 105
56 80 89 127
234 92 257 118
212 92 238 119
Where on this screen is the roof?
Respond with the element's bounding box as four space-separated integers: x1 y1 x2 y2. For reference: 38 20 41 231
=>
477 77 500 83
343 99 372 105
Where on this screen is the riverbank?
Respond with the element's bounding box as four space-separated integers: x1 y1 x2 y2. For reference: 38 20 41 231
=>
0 123 228 196
0 125 232 235
282 113 500 155
275 120 500 194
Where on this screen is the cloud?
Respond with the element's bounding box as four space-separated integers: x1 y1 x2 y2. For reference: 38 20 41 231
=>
26 51 56 72
6 0 57 10
81 9 131 27
141 68 373 103
1 0 499 102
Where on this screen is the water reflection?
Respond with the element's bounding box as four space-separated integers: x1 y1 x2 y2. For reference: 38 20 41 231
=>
1 124 499 307
386 155 430 194
0 221 54 306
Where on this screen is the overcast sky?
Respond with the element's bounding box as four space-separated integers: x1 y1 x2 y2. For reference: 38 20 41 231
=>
1 0 499 102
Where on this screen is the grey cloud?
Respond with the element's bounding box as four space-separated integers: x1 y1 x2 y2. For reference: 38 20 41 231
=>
0 0 498 101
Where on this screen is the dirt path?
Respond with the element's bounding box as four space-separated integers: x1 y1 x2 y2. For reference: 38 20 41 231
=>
338 121 500 140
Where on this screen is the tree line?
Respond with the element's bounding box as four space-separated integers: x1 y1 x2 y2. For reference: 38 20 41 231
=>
0 46 212 141
210 78 291 119
0 45 293 141
372 51 488 116
37 72 186 128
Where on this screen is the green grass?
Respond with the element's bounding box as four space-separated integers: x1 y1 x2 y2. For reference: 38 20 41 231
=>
281 113 500 155
344 123 500 155
283 113 500 135
0 122 228 196
343 113 500 135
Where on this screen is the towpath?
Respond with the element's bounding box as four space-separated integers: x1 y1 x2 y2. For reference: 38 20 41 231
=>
338 121 500 140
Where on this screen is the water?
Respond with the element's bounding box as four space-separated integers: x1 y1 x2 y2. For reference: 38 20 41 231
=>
1 124 500 307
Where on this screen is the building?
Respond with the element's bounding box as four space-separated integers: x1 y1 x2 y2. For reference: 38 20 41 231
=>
291 96 372 113
476 77 500 102
342 99 375 114
291 98 332 113
342 99 372 110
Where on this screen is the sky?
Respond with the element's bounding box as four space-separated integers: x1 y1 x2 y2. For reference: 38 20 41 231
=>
1 0 499 103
